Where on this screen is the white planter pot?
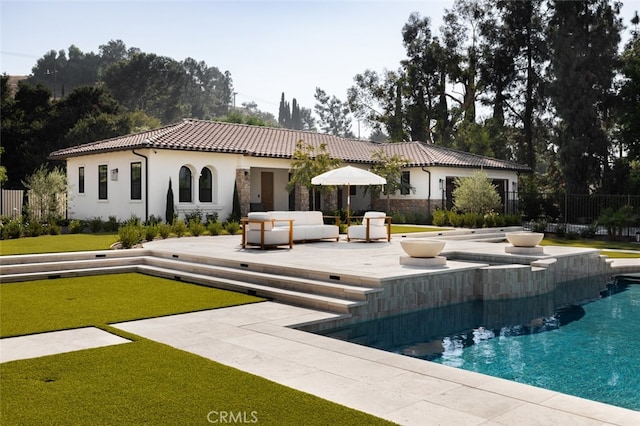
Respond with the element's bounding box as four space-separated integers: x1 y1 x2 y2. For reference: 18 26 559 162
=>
505 232 544 247
400 240 446 258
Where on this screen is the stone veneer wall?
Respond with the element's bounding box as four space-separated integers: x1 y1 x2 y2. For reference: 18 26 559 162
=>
305 250 614 331
236 168 251 217
371 198 441 215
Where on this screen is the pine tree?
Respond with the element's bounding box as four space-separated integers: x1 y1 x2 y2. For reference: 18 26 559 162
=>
548 0 622 193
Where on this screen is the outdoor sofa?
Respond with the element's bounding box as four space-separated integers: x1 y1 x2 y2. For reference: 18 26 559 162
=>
241 211 340 249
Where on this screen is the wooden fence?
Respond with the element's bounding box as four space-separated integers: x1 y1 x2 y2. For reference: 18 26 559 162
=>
1 189 67 221
1 189 24 219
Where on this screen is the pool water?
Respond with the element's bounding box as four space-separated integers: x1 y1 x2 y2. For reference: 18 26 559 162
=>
318 279 640 411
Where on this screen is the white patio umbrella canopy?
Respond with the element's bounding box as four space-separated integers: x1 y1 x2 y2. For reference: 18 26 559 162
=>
311 166 386 216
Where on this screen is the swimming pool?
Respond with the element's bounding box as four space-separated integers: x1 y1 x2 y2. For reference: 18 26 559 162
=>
317 278 640 411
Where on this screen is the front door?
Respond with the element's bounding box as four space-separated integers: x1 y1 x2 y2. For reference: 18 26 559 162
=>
261 172 274 211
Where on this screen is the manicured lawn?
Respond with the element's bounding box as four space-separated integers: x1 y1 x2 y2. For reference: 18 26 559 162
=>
0 273 264 338
0 233 119 255
0 274 392 425
601 250 640 258
0 339 391 425
541 237 640 258
391 224 449 234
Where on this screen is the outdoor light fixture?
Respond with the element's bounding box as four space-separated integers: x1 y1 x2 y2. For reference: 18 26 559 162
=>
439 179 444 190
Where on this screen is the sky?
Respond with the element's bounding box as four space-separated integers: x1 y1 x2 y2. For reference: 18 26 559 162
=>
2 0 639 132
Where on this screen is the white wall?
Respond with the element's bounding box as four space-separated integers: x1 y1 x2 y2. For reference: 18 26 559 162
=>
67 151 147 221
383 166 518 201
66 150 519 222
67 149 251 222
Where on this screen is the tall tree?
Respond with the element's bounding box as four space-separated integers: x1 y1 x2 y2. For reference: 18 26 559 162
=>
482 0 547 169
278 93 314 130
278 92 291 128
348 68 407 141
547 0 622 193
441 0 489 125
28 49 67 99
102 53 186 123
181 57 230 119
616 12 640 159
291 98 302 130
314 87 354 138
1 81 53 188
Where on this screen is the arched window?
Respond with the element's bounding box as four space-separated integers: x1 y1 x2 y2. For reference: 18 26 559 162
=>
179 166 192 202
199 167 212 202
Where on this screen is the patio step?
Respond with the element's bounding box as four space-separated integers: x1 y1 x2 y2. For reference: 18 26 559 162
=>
135 264 366 314
142 256 383 302
0 252 378 315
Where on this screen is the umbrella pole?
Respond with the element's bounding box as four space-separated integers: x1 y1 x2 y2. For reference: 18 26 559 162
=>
347 183 351 226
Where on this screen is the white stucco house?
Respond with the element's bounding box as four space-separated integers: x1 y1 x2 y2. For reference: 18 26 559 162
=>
48 119 530 222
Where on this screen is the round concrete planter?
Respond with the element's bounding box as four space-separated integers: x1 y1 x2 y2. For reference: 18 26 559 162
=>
505 232 544 247
400 240 446 258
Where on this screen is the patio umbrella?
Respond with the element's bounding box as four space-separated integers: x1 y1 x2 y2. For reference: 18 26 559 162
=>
311 166 386 219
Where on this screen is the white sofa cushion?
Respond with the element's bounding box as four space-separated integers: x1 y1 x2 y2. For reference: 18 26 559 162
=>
246 212 273 231
267 211 338 241
348 211 389 242
246 228 291 246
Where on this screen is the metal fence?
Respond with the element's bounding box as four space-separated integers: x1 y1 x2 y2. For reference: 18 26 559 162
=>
507 191 640 237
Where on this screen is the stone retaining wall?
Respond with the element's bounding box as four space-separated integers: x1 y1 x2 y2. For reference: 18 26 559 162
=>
306 249 614 331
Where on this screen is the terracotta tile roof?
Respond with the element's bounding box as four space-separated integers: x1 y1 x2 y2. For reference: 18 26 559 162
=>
49 118 530 172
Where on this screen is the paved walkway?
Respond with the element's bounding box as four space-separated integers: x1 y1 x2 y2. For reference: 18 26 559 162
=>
111 302 640 425
0 327 129 363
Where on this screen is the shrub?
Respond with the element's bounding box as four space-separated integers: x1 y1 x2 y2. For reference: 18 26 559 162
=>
188 220 205 237
205 213 219 225
158 223 172 239
172 219 187 237
413 212 431 225
124 215 141 226
580 222 598 239
146 214 163 226
432 209 448 226
448 211 464 227
452 170 502 215
25 221 44 237
144 224 158 241
23 164 67 225
2 219 22 239
224 220 241 235
463 212 480 228
484 212 496 227
68 219 84 234
555 222 567 238
494 214 506 227
103 216 120 232
566 231 580 240
505 214 523 226
339 223 348 234
48 222 61 235
206 220 224 236
531 218 548 233
184 209 203 225
599 205 632 240
391 211 406 224
118 222 144 249
88 217 103 233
